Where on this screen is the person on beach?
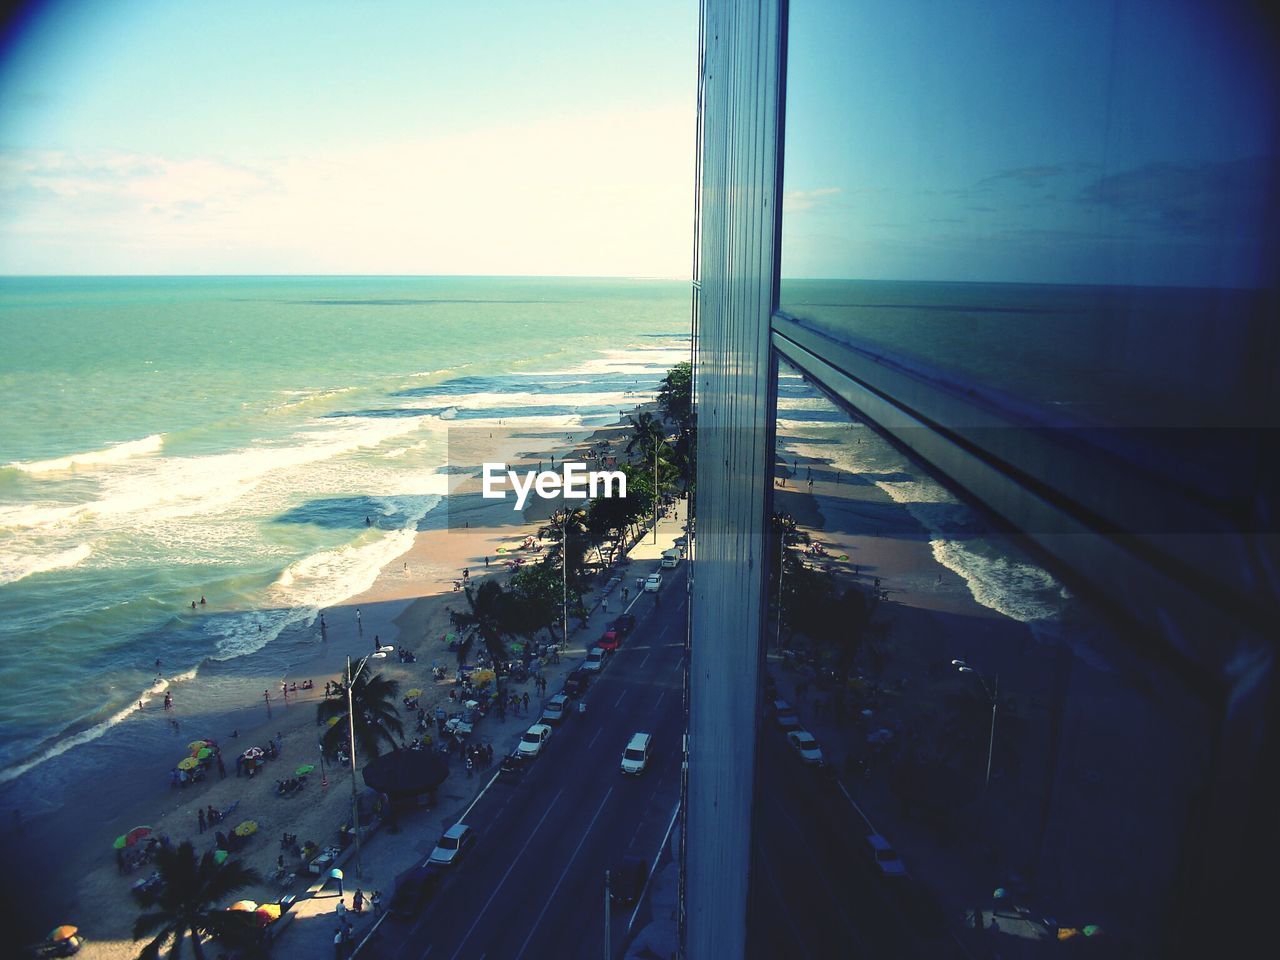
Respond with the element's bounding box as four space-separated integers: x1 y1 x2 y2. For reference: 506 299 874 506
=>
198 809 206 833
356 608 362 626
191 601 197 610
522 692 529 712
371 890 382 915
320 613 327 632
353 889 364 914
200 595 206 605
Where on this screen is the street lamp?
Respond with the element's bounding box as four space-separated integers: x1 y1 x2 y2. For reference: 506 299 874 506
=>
952 659 999 790
345 653 372 879
775 528 786 652
555 509 570 644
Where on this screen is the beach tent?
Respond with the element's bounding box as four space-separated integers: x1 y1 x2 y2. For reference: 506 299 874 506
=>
362 748 448 798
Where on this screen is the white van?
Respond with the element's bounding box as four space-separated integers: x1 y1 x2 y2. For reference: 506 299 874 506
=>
660 549 681 568
620 732 651 775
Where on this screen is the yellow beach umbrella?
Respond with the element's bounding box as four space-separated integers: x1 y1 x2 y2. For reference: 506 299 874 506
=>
48 925 78 942
187 740 208 752
228 900 258 912
177 757 199 771
254 903 282 926
327 716 340 727
405 689 422 698
471 669 495 683
233 820 258 837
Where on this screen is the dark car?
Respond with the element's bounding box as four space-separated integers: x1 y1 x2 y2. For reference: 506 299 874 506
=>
609 614 637 637
497 754 526 782
610 857 649 906
388 863 441 919
564 668 590 697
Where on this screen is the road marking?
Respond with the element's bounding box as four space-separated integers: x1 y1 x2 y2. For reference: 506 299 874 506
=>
614 689 627 707
654 691 666 710
657 624 670 641
638 651 651 669
460 767 502 823
446 787 565 960
627 799 681 935
587 728 602 749
513 786 614 960
350 912 388 957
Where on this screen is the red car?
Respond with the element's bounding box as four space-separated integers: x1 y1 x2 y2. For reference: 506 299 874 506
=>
599 615 637 650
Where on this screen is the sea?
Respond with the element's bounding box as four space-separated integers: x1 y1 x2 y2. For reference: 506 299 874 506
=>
0 276 692 816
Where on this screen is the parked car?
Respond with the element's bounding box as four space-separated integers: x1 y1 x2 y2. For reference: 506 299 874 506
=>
606 614 636 638
429 823 475 867
388 863 442 918
496 754 526 782
644 573 662 592
582 647 606 673
865 834 907 878
660 549 681 568
786 729 824 765
610 857 649 906
772 699 801 730
620 732 651 775
564 668 590 697
540 693 570 725
517 723 553 759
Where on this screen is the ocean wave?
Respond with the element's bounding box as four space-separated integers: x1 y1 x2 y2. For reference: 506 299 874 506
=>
205 493 441 661
7 434 165 475
0 542 92 586
0 665 198 787
930 539 1070 623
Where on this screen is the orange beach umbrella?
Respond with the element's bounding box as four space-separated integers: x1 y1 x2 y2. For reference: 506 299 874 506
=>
48 925 78 942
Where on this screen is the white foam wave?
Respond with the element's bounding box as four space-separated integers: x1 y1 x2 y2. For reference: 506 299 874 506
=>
930 539 1069 623
8 434 165 475
0 542 92 586
204 493 440 661
0 666 198 787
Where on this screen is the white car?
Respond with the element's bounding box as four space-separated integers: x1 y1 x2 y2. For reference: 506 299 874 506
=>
516 723 552 759
865 834 907 878
659 549 681 568
428 823 475 866
772 699 801 730
581 647 606 673
786 729 824 765
644 572 662 592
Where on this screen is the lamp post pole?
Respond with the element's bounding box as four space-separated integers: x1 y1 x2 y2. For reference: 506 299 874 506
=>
603 870 612 959
653 443 659 544
560 510 569 644
953 659 999 790
775 529 785 652
346 654 370 879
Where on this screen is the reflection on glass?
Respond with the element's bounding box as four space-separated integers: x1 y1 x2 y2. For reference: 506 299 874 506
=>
747 359 1212 957
779 0 1278 433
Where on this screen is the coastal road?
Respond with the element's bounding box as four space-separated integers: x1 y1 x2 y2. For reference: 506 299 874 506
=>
365 565 688 960
746 720 962 959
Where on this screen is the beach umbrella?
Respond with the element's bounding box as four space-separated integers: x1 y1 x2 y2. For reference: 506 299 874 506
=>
213 849 229 865
177 757 199 771
48 926 78 942
196 747 213 760
471 669 495 684
294 764 315 776
254 903 282 926
1083 925 1105 937
227 900 258 912
188 740 208 752
405 689 422 698
327 717 341 727
114 825 153 848
233 820 258 837
329 868 343 880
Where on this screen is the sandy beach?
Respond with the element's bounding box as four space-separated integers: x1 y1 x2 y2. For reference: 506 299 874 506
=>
13 413 645 959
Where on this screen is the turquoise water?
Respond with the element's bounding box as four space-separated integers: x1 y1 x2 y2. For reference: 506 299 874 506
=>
0 276 690 780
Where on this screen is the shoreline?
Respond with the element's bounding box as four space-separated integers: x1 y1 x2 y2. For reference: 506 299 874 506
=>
1 407 651 951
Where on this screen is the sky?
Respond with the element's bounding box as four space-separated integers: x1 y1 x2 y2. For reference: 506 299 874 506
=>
781 0 1279 287
0 0 698 276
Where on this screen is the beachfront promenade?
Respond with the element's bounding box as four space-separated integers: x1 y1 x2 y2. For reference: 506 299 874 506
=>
267 500 690 960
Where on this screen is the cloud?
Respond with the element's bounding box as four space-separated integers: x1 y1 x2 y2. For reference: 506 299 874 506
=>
783 187 842 213
0 104 695 275
1078 156 1276 237
975 164 1069 189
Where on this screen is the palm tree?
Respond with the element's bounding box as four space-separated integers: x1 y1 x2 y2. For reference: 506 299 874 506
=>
450 579 510 665
131 841 261 960
625 411 666 461
316 668 403 760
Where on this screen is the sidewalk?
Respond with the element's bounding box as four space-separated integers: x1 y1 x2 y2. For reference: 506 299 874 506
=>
272 500 689 959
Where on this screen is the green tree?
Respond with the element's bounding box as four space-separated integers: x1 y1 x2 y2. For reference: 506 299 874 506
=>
131 842 261 960
657 361 692 432
450 579 512 666
316 667 403 760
